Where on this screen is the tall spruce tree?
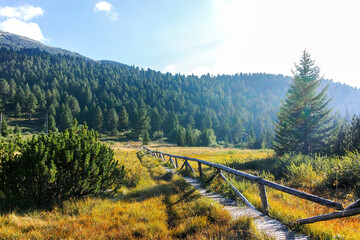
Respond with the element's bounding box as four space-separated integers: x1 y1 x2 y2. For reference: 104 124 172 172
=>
274 51 334 155
118 106 129 132
132 107 150 139
1 113 9 137
59 103 73 132
106 108 119 135
93 106 104 132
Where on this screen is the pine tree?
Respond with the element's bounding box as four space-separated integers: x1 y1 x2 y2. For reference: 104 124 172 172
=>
274 51 334 155
14 125 21 134
200 128 216 147
163 112 179 136
15 102 22 117
48 104 56 117
224 134 229 147
26 92 38 120
185 125 195 146
118 106 129 131
176 126 186 146
48 115 57 132
142 130 151 145
1 113 9 137
150 108 162 134
133 107 150 139
68 96 80 117
59 103 73 132
346 115 360 153
93 106 104 132
106 108 119 135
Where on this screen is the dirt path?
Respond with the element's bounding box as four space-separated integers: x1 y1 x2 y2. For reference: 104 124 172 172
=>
164 167 309 240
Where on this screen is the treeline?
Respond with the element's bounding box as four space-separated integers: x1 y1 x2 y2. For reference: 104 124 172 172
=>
332 115 360 156
0 47 359 147
0 48 285 147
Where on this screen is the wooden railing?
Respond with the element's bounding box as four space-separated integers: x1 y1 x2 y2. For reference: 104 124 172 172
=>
141 146 360 225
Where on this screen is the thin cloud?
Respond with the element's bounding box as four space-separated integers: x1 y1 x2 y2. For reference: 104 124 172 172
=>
94 1 119 21
0 5 47 42
93 1 118 20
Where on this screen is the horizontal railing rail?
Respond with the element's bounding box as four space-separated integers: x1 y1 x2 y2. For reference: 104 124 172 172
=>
138 146 360 225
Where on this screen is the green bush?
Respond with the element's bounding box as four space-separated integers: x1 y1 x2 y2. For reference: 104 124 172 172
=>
0 122 125 210
325 152 360 196
287 162 319 188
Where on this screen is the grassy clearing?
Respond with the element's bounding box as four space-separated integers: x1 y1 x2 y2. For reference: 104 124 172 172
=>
151 144 360 240
0 142 265 239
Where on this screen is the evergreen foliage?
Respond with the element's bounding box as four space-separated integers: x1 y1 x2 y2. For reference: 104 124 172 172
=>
14 102 21 117
59 103 73 132
200 128 217 147
176 126 186 146
26 92 37 120
331 114 360 156
0 121 125 210
274 51 335 155
93 106 104 132
142 129 151 145
106 108 119 135
13 124 21 134
132 107 150 140
0 113 9 137
0 48 358 147
48 115 57 132
118 106 129 132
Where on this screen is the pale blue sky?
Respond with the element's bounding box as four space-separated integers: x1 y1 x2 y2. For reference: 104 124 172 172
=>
1 0 360 88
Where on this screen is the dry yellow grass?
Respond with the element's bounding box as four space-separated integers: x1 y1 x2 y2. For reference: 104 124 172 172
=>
148 145 360 240
0 143 264 240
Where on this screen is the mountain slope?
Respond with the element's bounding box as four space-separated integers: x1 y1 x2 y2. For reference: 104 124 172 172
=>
0 30 86 59
0 32 359 148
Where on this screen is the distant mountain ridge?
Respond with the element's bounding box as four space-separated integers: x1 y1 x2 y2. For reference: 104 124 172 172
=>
0 30 88 59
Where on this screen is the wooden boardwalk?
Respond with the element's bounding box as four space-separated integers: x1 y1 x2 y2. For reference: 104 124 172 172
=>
164 167 309 240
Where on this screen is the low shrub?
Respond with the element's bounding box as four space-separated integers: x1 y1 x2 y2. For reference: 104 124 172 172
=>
325 152 360 196
0 122 125 210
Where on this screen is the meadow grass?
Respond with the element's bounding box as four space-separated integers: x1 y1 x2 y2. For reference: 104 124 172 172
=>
151 144 360 240
0 143 265 239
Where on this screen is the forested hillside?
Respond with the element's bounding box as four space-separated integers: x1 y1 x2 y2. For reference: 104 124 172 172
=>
0 47 359 147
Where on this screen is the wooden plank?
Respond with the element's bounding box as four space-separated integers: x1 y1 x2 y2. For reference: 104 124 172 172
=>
346 199 360 210
219 172 255 209
160 153 165 162
258 183 269 215
296 207 360 225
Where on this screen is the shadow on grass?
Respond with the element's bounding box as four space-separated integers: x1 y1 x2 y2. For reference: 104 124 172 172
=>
122 183 178 202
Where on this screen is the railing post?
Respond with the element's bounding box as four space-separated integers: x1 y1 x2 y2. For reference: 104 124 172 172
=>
198 162 204 177
258 183 269 215
175 157 178 168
